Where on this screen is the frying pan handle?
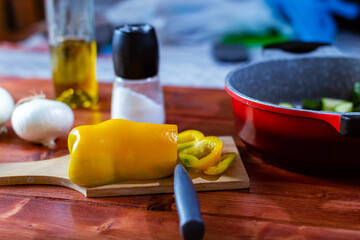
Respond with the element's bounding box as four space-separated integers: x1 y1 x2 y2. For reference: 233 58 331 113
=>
263 42 330 53
259 42 343 61
340 113 360 137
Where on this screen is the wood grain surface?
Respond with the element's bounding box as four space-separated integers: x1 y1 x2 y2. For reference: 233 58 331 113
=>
1 77 360 240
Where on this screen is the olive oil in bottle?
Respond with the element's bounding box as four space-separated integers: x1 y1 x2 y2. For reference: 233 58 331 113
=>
50 39 98 109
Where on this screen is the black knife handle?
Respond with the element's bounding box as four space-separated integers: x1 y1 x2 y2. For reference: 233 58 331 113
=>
174 164 205 240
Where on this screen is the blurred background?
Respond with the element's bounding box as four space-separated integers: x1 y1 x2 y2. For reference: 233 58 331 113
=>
0 0 359 88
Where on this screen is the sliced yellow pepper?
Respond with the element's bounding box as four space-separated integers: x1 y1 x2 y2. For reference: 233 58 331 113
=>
178 135 223 171
68 119 178 187
203 152 236 175
177 130 204 152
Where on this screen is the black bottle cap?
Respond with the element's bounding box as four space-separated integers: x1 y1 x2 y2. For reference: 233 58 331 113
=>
112 24 159 79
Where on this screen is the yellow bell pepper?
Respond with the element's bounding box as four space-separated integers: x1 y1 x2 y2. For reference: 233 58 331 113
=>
177 130 205 152
68 119 178 187
177 130 236 174
178 134 223 171
203 152 236 175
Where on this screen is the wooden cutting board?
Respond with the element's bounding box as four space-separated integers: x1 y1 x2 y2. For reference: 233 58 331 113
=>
0 136 249 197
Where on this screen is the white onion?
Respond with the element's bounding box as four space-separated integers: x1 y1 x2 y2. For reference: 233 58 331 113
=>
11 98 74 148
0 87 15 134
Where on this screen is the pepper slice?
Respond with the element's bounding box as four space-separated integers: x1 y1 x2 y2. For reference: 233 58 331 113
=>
177 130 205 152
203 152 236 175
178 135 223 171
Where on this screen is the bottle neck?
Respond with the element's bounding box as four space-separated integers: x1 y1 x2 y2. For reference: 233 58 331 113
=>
114 75 159 83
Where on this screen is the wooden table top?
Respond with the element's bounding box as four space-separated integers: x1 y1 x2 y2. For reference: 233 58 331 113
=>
1 77 360 240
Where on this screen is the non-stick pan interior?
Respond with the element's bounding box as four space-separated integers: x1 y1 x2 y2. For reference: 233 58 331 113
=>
227 57 360 105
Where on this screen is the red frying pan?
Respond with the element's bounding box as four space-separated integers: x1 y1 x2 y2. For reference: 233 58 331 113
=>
225 43 360 175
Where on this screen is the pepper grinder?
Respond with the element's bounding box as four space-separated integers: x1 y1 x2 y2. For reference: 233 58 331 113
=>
111 24 165 124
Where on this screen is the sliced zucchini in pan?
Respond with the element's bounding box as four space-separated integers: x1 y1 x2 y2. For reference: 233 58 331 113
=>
279 102 294 108
321 98 347 111
302 99 321 110
353 105 360 112
351 82 360 106
334 101 353 112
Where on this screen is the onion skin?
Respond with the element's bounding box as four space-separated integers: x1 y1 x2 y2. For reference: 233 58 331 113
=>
11 99 74 148
0 87 15 134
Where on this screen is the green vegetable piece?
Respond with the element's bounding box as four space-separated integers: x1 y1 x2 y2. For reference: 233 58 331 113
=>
353 105 360 112
203 152 236 175
302 99 321 110
351 82 360 106
334 101 353 112
321 98 347 111
279 102 294 108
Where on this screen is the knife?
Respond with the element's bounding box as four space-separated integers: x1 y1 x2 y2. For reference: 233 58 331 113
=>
174 164 205 240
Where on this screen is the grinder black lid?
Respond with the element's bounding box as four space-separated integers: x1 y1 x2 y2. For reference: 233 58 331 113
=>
112 24 159 79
